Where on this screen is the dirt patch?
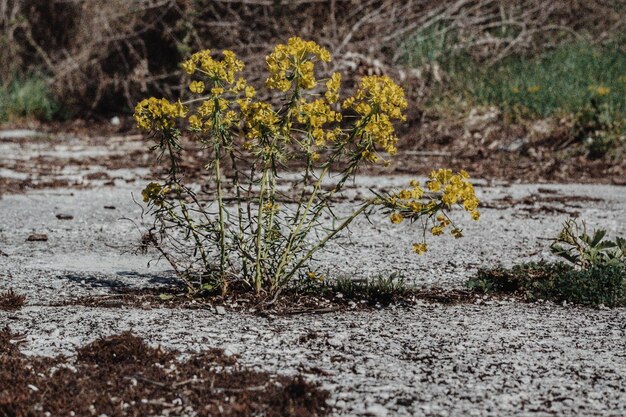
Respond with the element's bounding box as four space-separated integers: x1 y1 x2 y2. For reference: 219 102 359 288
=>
0 289 26 311
480 192 604 217
56 286 488 315
0 331 330 417
2 114 625 198
0 327 25 356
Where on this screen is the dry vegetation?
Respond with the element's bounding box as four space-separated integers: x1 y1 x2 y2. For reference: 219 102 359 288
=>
2 0 623 113
0 330 329 417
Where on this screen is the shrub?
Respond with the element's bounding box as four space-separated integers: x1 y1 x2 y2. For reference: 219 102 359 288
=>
0 76 60 122
468 262 625 307
550 219 626 269
467 261 573 300
468 220 626 307
136 38 480 296
554 264 625 307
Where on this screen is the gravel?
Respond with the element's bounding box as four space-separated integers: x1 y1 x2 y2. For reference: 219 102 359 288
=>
1 175 625 416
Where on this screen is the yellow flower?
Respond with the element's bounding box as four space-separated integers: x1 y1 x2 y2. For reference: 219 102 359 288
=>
431 226 444 236
189 81 205 94
245 86 256 99
594 86 610 96
325 72 341 103
182 59 196 75
133 97 186 131
398 190 412 200
307 271 324 281
451 228 464 239
427 180 441 192
471 210 480 221
188 114 202 130
390 213 403 224
266 37 331 91
412 243 428 255
527 85 541 93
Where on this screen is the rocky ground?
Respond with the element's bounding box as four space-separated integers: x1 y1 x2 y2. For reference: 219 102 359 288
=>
1 129 625 416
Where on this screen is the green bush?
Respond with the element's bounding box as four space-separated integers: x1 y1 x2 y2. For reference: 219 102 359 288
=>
459 42 625 118
0 76 60 122
467 261 572 300
554 264 626 307
468 261 626 307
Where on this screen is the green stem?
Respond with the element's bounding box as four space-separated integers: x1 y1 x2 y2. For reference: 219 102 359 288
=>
272 166 330 289
214 145 227 286
278 201 372 292
254 168 269 293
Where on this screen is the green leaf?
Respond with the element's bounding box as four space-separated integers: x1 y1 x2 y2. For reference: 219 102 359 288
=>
590 229 607 247
159 293 174 301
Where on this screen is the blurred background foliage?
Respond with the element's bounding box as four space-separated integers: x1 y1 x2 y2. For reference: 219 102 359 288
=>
0 0 624 122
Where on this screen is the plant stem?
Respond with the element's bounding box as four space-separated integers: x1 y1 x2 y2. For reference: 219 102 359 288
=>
254 168 269 293
278 201 372 292
214 144 227 288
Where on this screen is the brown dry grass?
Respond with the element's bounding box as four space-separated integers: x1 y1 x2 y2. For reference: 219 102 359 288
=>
2 0 623 113
0 289 25 311
0 331 330 417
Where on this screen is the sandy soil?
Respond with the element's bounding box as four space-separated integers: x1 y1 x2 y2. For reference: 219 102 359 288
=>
1 129 625 417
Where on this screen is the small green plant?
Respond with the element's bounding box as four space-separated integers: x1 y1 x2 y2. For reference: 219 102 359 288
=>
135 38 480 296
468 220 626 307
454 42 626 120
0 76 60 122
467 261 572 300
554 264 625 307
468 261 625 307
550 219 626 269
330 274 409 305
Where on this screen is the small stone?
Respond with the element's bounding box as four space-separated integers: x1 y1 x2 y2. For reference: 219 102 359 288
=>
215 306 226 315
110 116 121 126
26 234 48 242
223 344 239 356
56 214 74 220
365 404 388 417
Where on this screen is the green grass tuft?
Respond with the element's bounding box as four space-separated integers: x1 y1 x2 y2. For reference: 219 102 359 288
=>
468 261 626 307
458 42 626 119
0 76 60 122
403 36 626 122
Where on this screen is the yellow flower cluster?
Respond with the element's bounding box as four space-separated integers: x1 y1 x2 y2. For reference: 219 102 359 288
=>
589 85 610 96
182 50 244 84
386 180 430 228
344 75 407 119
189 81 205 94
187 97 238 131
141 182 168 206
325 72 341 103
296 98 342 145
412 243 428 255
427 169 480 220
242 102 280 140
385 172 479 255
343 75 408 157
266 37 331 91
134 97 187 131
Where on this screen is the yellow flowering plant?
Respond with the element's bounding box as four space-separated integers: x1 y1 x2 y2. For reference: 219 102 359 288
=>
134 37 480 296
